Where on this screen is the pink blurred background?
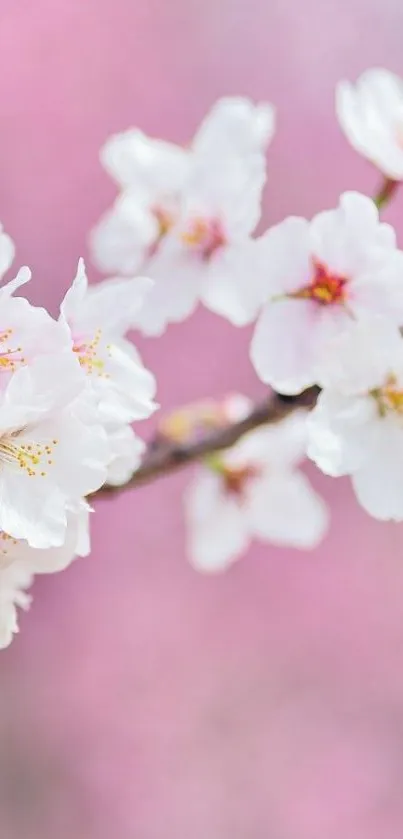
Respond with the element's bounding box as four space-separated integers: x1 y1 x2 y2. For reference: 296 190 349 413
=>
1 1 403 836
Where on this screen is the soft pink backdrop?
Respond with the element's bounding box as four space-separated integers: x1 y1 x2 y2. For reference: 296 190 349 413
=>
1 1 403 837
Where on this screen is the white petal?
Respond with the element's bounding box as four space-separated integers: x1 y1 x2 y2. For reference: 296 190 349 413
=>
90 193 158 274
352 420 403 520
132 243 204 335
315 316 403 392
101 129 191 193
247 470 329 549
226 411 309 471
255 218 311 296
185 469 249 573
193 97 275 158
250 298 321 394
200 239 268 325
80 275 152 335
0 225 15 281
307 390 377 476
106 425 145 486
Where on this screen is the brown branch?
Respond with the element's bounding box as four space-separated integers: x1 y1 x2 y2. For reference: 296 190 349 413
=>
95 386 319 497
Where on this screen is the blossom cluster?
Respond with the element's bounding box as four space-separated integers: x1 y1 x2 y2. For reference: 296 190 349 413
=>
0 241 156 646
3 65 403 644
90 67 403 572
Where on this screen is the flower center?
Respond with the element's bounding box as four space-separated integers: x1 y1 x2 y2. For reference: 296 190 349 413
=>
291 260 348 306
73 329 110 377
0 329 26 371
371 374 403 417
222 464 260 498
0 433 59 477
148 205 175 257
180 217 226 261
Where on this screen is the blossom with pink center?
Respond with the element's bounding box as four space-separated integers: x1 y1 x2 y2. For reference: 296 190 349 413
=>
131 150 268 335
250 191 403 395
307 317 403 521
185 400 328 572
90 97 275 330
336 68 403 180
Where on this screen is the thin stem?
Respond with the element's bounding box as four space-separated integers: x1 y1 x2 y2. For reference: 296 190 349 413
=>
94 386 320 496
373 176 399 210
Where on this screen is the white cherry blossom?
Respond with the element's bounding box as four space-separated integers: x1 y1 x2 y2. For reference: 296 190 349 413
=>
336 68 403 179
307 317 403 521
90 97 275 329
131 152 267 335
0 352 109 549
250 191 403 394
60 260 157 424
185 401 328 572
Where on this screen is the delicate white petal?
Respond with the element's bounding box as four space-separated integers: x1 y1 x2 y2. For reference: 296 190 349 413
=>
0 562 33 649
247 470 329 549
185 469 249 572
0 266 31 298
0 225 15 281
132 243 204 335
106 425 145 486
336 69 403 179
75 275 153 336
101 129 191 193
90 193 158 274
201 239 268 325
254 218 311 296
250 298 321 394
193 97 275 158
315 317 403 392
307 390 377 476
226 411 309 471
352 420 403 520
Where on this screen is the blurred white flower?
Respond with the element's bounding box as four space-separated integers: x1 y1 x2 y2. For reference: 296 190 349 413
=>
0 222 15 282
336 68 403 179
90 97 275 331
250 192 403 394
132 153 267 334
307 317 403 521
185 402 328 573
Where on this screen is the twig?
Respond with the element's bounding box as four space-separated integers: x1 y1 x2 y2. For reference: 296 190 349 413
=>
95 386 320 496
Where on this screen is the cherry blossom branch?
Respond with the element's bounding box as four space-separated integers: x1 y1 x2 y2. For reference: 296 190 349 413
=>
96 386 320 495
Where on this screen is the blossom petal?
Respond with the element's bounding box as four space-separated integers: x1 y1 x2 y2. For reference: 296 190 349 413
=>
250 298 320 394
247 470 329 549
185 469 249 573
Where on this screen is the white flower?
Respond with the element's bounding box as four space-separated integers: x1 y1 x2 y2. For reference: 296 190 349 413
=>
307 317 403 521
60 259 157 424
250 191 403 395
131 151 267 335
91 97 275 331
336 68 403 179
0 352 108 548
185 404 328 572
0 506 90 649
